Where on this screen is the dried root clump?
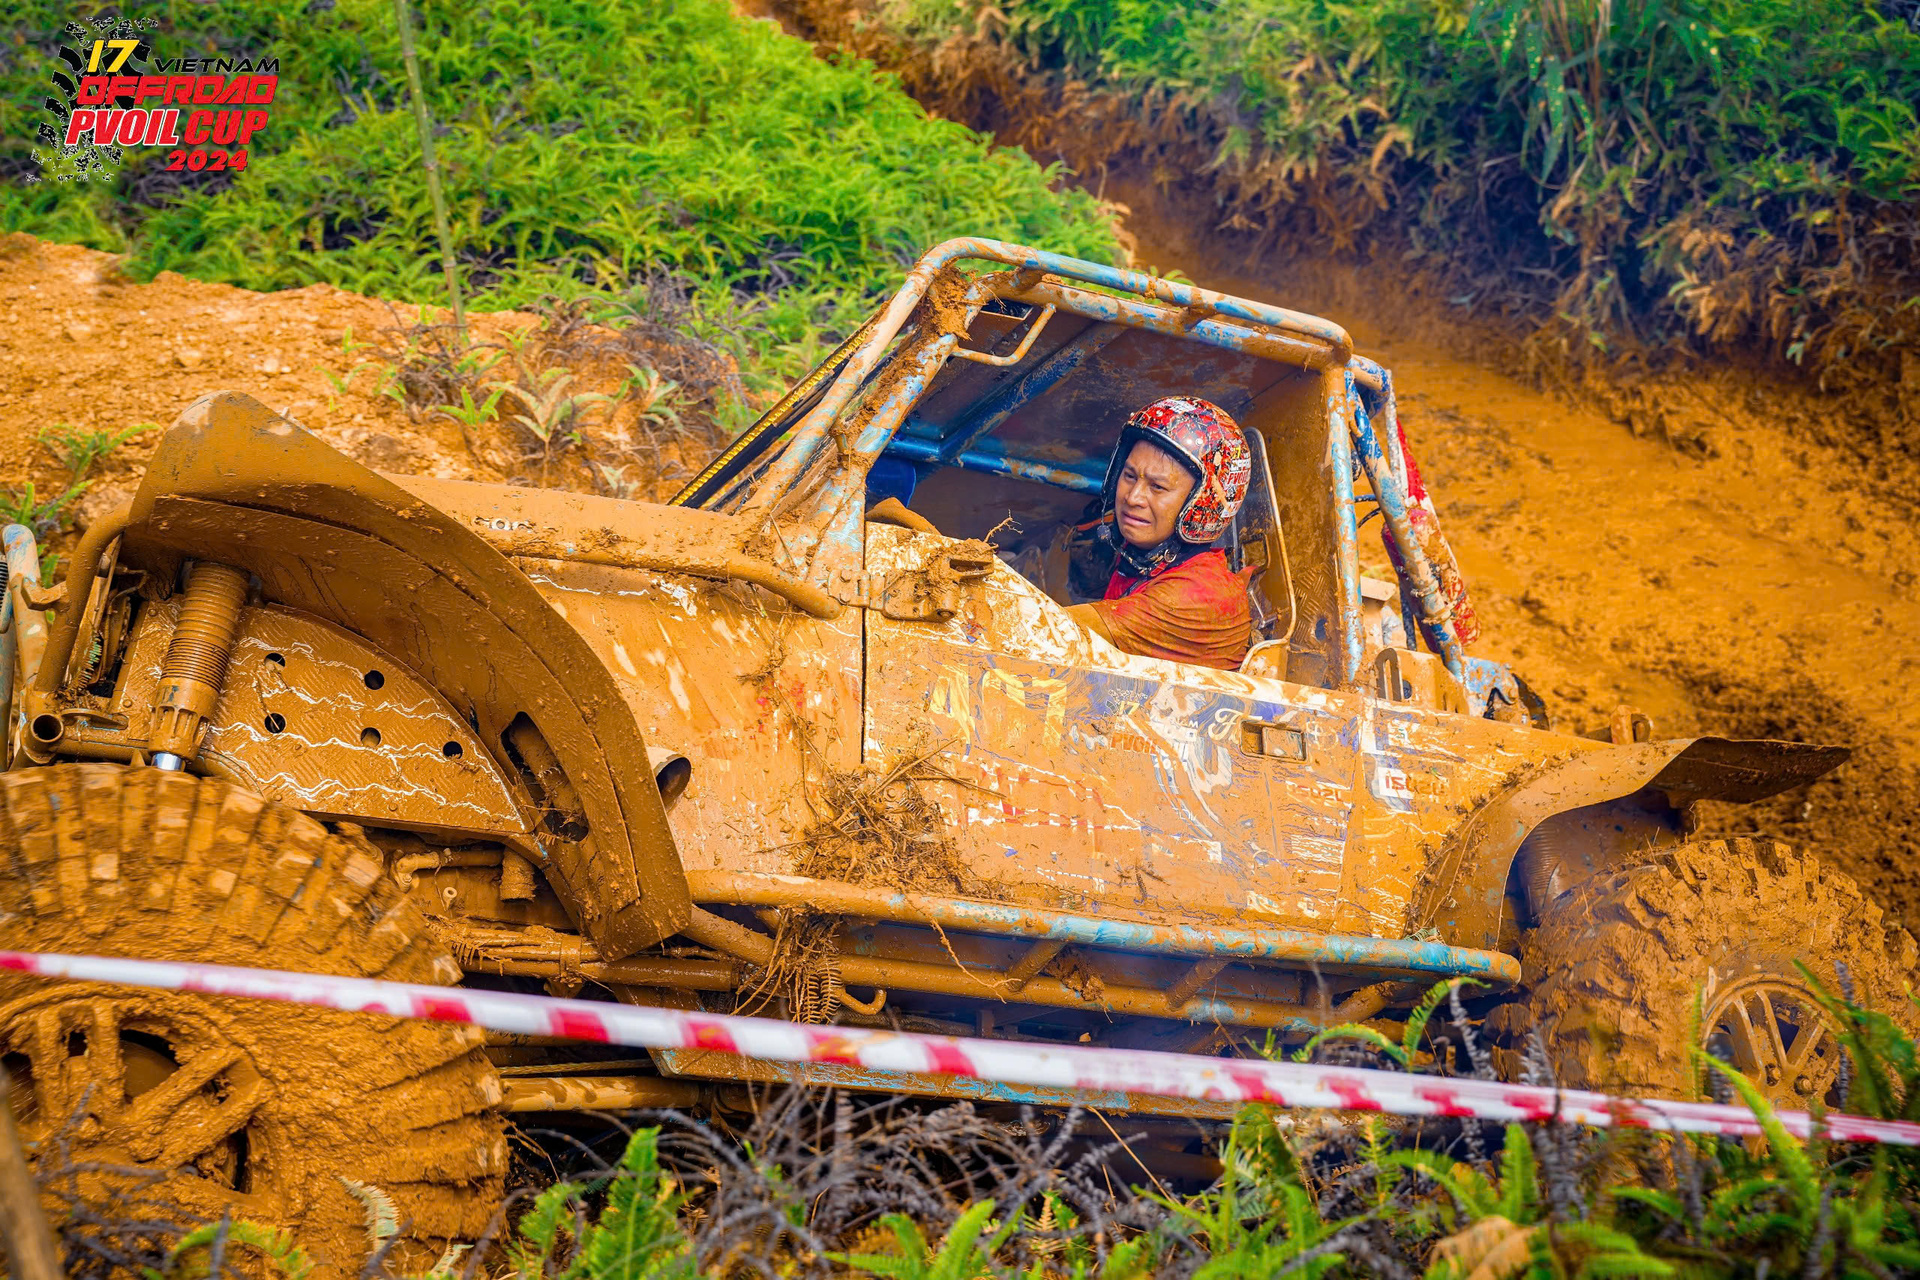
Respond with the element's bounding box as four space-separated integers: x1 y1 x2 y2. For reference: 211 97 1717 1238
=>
739 909 844 1023
792 746 983 897
522 1089 1161 1280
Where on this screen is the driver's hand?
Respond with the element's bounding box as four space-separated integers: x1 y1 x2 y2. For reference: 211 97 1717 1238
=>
1067 601 1116 644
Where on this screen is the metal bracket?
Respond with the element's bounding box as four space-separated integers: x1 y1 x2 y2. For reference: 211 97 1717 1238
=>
834 568 874 608
1240 718 1308 761
950 304 1056 367
1003 938 1066 993
20 580 66 611
879 548 994 622
1610 704 1654 745
1374 648 1470 715
1165 957 1230 1010
1175 300 1221 330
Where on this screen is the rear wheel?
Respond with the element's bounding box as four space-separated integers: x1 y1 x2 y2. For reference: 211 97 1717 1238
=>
0 764 505 1272
1522 836 1917 1107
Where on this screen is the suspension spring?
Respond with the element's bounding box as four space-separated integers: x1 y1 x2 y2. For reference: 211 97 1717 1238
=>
148 563 249 770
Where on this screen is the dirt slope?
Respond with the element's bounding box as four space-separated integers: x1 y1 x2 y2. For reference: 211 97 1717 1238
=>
0 235 531 531
4 229 1917 932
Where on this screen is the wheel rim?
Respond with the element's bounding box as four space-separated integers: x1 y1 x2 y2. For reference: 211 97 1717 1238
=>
1702 976 1844 1110
2 991 274 1215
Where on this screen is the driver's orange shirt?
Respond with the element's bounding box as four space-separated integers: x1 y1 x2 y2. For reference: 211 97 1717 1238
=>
1088 549 1252 670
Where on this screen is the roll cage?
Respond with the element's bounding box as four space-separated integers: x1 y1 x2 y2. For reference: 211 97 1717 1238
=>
670 238 1474 698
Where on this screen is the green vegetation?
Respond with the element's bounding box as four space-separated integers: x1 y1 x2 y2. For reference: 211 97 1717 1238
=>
0 0 1118 377
875 0 1920 387
0 423 149 575
466 977 1920 1279
35 422 154 481
38 976 1919 1279
0 477 87 540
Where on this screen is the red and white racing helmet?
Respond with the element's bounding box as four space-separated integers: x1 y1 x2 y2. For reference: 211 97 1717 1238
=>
1101 396 1252 543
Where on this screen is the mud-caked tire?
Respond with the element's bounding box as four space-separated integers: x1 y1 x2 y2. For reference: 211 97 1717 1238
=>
1522 837 1918 1105
0 764 506 1274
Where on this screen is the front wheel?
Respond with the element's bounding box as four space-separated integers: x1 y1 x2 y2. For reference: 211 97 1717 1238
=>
1522 836 1917 1108
0 764 506 1273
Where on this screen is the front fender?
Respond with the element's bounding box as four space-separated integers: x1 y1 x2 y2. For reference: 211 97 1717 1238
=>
1419 736 1849 950
126 391 691 957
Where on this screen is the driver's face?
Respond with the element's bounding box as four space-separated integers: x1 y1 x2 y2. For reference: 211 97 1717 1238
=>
1114 441 1195 549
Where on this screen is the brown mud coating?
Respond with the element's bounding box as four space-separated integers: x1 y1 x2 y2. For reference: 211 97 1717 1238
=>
7 227 1917 930
0 765 503 1270
789 746 981 896
1515 836 1916 1103
828 269 967 458
915 264 977 343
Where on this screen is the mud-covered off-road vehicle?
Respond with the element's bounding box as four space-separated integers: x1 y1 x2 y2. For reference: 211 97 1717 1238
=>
3 239 1911 1261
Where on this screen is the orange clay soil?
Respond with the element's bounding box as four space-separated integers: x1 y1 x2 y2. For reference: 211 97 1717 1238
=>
0 234 705 541
0 236 528 510
4 230 1919 932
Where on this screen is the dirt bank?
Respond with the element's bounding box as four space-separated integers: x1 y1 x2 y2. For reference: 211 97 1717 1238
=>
0 235 718 538
0 235 524 520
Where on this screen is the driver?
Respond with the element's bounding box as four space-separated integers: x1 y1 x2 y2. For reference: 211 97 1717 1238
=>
1067 396 1253 670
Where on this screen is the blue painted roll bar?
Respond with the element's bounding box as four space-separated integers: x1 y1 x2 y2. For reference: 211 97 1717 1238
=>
884 435 1104 493
1347 357 1467 681
736 238 1355 521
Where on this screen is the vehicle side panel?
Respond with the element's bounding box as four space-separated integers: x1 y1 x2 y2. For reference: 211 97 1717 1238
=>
865 523 1361 929
1349 699 1596 936
518 560 863 877
863 524 1608 938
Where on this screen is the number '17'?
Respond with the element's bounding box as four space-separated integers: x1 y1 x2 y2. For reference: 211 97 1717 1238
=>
86 40 139 72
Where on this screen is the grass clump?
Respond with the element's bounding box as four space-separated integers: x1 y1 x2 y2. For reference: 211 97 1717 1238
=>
838 0 1920 404
0 423 149 580
0 0 1118 383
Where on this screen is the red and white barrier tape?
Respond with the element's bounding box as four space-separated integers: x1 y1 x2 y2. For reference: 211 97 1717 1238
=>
5 949 1915 1146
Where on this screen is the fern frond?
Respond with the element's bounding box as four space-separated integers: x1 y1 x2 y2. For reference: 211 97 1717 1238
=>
337 1176 400 1253
1404 977 1485 1060
167 1220 314 1280
1696 1050 1821 1223
1290 1022 1409 1065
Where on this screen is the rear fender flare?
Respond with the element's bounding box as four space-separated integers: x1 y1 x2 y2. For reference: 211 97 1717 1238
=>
124 391 691 956
1420 736 1850 950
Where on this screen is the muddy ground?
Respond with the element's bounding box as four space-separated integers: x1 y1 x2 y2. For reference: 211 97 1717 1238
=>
3 225 1917 934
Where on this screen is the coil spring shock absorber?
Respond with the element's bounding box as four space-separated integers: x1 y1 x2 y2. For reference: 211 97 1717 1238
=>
149 563 249 770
